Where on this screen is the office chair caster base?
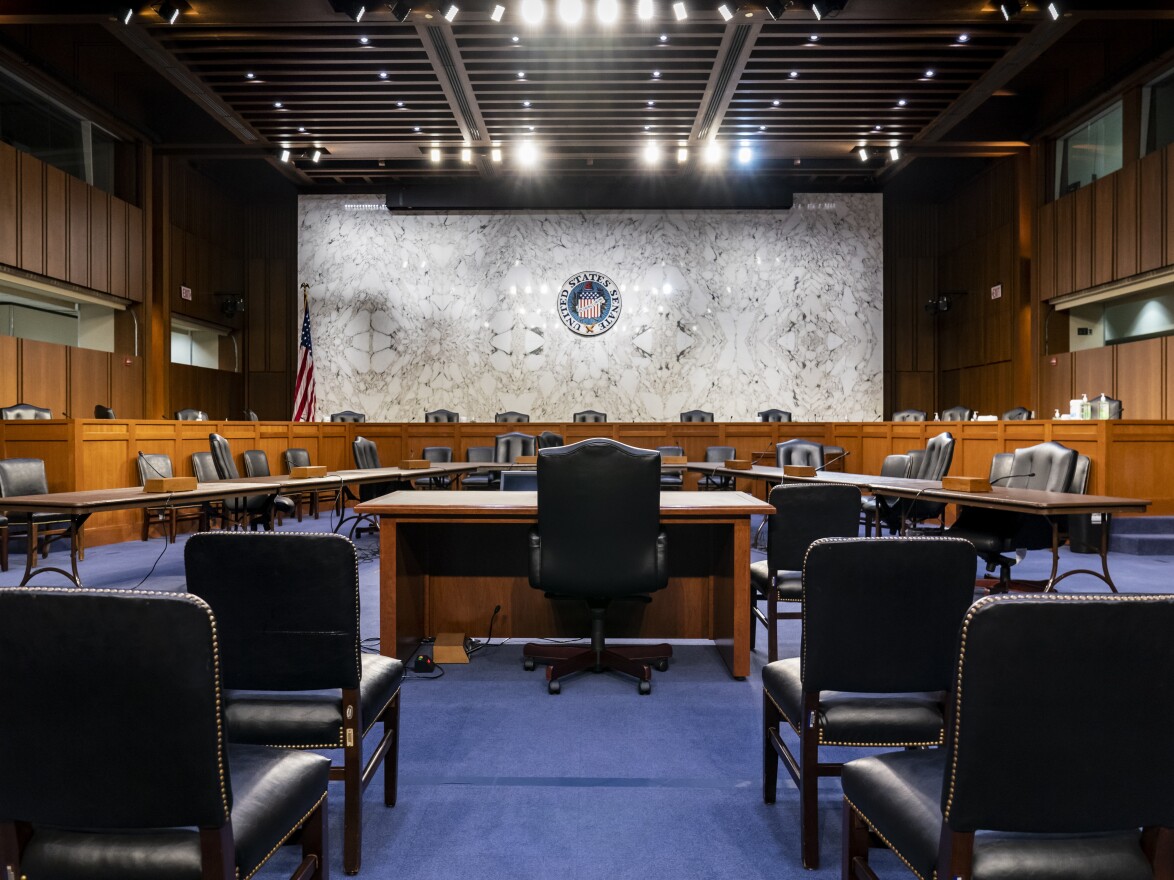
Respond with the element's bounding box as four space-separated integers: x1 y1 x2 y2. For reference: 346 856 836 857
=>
524 657 536 671
548 678 560 694
654 658 669 672
638 680 651 695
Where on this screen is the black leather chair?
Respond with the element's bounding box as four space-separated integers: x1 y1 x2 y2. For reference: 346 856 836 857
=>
492 432 537 490
763 536 977 869
185 532 404 875
843 593 1174 880
758 408 792 422
0 515 6 572
241 448 297 522
573 409 607 422
0 458 76 574
0 587 330 880
175 408 208 420
243 409 260 420
657 445 684 490
1092 392 1123 418
698 445 737 490
331 410 366 422
946 440 1080 589
282 447 342 519
191 450 220 484
425 408 459 422
880 431 955 533
680 409 714 422
537 430 564 449
775 438 824 468
93 404 116 418
500 470 538 490
207 433 290 530
521 439 671 694
495 410 530 422
0 403 51 420
351 436 394 534
414 445 454 489
891 409 927 421
861 453 912 536
750 484 861 662
460 446 496 490
1001 405 1032 420
136 452 209 541
940 404 975 421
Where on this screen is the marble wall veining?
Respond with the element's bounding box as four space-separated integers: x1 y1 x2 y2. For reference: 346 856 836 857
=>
296 195 883 422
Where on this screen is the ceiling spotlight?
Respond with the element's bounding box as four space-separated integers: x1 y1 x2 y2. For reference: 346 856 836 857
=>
245 72 255 79
280 149 291 163
461 147 472 162
1046 1 1062 18
672 1 686 19
597 0 619 23
704 141 722 165
659 33 668 41
517 70 526 78
119 6 135 24
677 147 688 163
718 4 732 21
557 0 583 23
491 3 505 19
652 70 661 79
521 0 544 22
273 101 283 108
643 141 661 165
789 70 799 78
388 0 412 20
856 145 870 161
358 35 369 43
924 69 935 78
956 33 970 43
155 0 189 24
889 146 900 161
637 0 653 16
444 4 458 20
737 141 752 164
379 70 389 78
999 1 1023 19
491 146 502 162
808 34 819 41
810 0 845 19
430 145 441 163
328 0 367 22
897 98 907 106
518 140 539 167
759 0 783 17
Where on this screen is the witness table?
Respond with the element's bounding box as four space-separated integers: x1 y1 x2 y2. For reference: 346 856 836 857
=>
355 490 773 678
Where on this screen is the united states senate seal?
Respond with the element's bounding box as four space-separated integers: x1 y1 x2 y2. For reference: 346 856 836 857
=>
557 272 621 336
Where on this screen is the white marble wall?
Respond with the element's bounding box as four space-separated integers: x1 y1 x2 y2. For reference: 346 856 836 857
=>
297 195 883 422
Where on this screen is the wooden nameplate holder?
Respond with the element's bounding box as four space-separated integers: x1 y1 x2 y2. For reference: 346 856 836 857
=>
290 465 328 479
433 632 470 665
941 476 991 493
398 459 431 469
782 465 817 478
662 455 687 465
514 455 538 465
144 476 197 493
724 459 752 470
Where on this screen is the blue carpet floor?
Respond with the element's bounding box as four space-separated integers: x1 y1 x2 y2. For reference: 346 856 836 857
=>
3 515 1171 879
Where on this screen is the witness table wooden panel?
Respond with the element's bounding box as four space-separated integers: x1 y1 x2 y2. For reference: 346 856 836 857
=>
355 490 773 679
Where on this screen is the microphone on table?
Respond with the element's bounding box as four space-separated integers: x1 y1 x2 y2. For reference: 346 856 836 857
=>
816 450 851 472
989 472 1035 486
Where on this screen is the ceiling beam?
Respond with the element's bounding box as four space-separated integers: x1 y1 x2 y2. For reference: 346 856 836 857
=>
690 21 763 143
415 21 495 177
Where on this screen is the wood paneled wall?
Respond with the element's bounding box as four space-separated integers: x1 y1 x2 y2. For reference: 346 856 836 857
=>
1038 334 1174 420
0 335 143 418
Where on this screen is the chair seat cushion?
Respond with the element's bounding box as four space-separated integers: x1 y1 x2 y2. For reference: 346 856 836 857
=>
225 654 405 747
762 658 945 746
749 560 801 601
20 745 329 880
843 750 1153 880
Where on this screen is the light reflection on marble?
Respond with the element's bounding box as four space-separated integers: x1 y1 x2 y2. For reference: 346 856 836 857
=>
297 195 883 422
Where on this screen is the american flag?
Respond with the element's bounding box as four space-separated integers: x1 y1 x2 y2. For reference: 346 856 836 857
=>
292 292 316 421
576 283 604 320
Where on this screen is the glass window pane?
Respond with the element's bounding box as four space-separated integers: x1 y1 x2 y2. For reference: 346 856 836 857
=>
1145 70 1174 155
1055 103 1123 198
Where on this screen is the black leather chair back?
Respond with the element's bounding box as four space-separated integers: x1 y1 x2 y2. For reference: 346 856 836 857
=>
801 537 976 694
175 408 208 421
532 439 666 599
1001 406 1032 420
243 409 260 421
1006 441 1077 492
208 433 241 480
912 431 954 481
242 449 271 477
94 405 116 419
0 588 228 829
1092 393 1123 418
495 411 530 422
191 451 219 483
988 452 1014 483
1 403 51 420
765 484 861 574
891 409 926 422
879 453 912 478
1070 454 1090 493
136 453 174 484
466 446 494 464
425 409 459 422
775 439 824 468
0 458 50 497
680 409 714 422
940 405 974 421
494 432 537 463
537 431 564 449
185 532 362 690
331 410 366 422
421 446 453 465
283 447 311 472
758 409 792 422
501 470 538 490
705 445 735 463
573 410 607 422
353 436 382 469
943 594 1174 833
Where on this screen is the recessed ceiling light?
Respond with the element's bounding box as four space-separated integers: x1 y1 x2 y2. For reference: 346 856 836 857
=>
704 141 722 165
298 126 307 132
772 99 780 106
397 101 405 108
659 33 668 42
643 141 661 165
518 140 539 166
856 145 870 161
461 147 472 162
358 35 369 44
511 34 519 41
273 101 283 108
557 0 583 24
312 149 323 163
523 100 531 107
677 147 688 163
789 70 798 78
737 142 752 164
924 69 935 78
644 125 651 131
379 71 388 79
280 149 291 163
672 1 686 20
956 33 970 43
518 71 526 78
809 34 819 41
897 98 907 106
414 126 421 132
648 100 655 107
874 125 882 131
521 0 544 23
889 147 900 161
597 0 619 23
759 125 766 131
245 72 255 79
492 4 506 20
491 147 502 162
637 0 654 19
652 70 661 79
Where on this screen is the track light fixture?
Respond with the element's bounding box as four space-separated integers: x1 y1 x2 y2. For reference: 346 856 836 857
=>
1046 1 1063 19
998 0 1024 20
387 0 412 20
762 0 785 19
154 0 189 24
855 145 870 162
810 0 845 19
118 6 136 24
328 0 367 22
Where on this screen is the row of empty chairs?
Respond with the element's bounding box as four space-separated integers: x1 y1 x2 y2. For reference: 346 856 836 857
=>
893 399 1120 420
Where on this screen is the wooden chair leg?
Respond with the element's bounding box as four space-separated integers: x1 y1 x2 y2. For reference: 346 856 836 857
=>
141 510 150 542
936 826 975 880
198 825 235 880
842 799 873 880
763 689 780 803
767 583 779 664
384 691 400 807
341 691 363 875
800 692 820 869
0 523 8 572
169 508 178 543
300 795 329 880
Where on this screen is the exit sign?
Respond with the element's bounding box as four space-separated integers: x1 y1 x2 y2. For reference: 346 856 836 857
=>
180 285 193 301
990 283 1002 300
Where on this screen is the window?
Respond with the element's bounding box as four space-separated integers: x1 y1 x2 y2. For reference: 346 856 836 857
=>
1143 67 1174 156
1054 102 1123 198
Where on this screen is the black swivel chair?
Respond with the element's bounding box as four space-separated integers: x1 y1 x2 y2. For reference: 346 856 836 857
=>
414 446 454 489
940 404 975 421
680 409 714 422
282 447 342 519
750 484 861 662
491 431 537 490
698 445 737 490
175 408 208 421
537 430 564 449
521 439 671 694
881 431 955 533
243 409 260 421
93 404 116 419
657 445 684 490
136 452 209 541
763 536 978 869
0 587 331 880
0 514 6 573
0 403 51 420
185 532 404 876
573 409 607 422
495 410 530 423
0 458 77 576
891 409 927 422
861 453 912 536
1001 405 1032 420
758 409 792 422
351 436 394 535
331 410 367 422
425 408 459 422
207 433 292 530
241 448 297 522
775 438 824 468
500 470 538 490
843 593 1174 880
460 446 496 490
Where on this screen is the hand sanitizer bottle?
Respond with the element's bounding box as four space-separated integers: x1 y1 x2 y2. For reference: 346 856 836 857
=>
1098 393 1110 419
1080 393 1091 420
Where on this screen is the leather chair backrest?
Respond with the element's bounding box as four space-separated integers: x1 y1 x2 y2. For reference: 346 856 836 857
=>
243 409 260 421
941 405 974 421
175 408 208 421
495 432 537 463
801 537 977 694
185 532 361 690
1 403 52 420
353 436 382 469
533 439 666 598
0 588 228 829
775 439 824 468
425 409 459 422
208 433 241 480
421 446 453 464
1001 406 1032 420
0 458 49 497
913 431 954 481
283 447 311 472
766 484 861 574
943 594 1174 833
495 411 530 423
680 409 714 422
573 410 607 422
1007 441 1077 492
892 409 926 422
905 449 925 477
466 446 494 464
500 470 538 490
136 453 174 485
879 453 912 479
537 431 564 449
1070 454 1091 494
191 451 219 483
242 449 271 477
656 445 683 458
94 405 116 419
758 409 792 422
331 410 366 422
705 445 736 463
1093 394 1123 419
988 452 1014 483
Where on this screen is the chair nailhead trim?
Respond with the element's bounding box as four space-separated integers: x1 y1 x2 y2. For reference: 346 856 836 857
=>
843 795 928 880
763 689 944 747
240 790 328 880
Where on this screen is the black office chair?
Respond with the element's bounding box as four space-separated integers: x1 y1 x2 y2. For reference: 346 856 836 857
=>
414 445 454 489
136 452 209 541
940 404 975 421
491 431 537 490
1001 405 1032 420
750 484 861 662
0 587 331 880
763 536 977 869
537 430 564 449
573 409 607 422
500 470 538 490
0 403 51 420
843 593 1174 880
521 439 671 694
207 433 291 530
460 446 496 490
0 458 77 576
680 409 714 422
758 409 792 422
698 445 737 490
243 409 260 421
657 445 684 490
331 410 367 422
175 408 208 421
891 409 927 421
880 431 955 533
282 447 342 519
495 410 530 422
0 514 6 572
860 453 912 536
351 436 394 534
185 532 404 875
93 404 116 419
425 408 459 422
775 438 824 468
241 448 297 522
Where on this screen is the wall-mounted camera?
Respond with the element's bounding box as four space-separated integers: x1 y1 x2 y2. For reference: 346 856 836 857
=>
216 293 246 318
924 291 966 315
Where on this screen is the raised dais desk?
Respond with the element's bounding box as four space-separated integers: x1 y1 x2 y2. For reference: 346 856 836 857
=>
355 490 773 678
